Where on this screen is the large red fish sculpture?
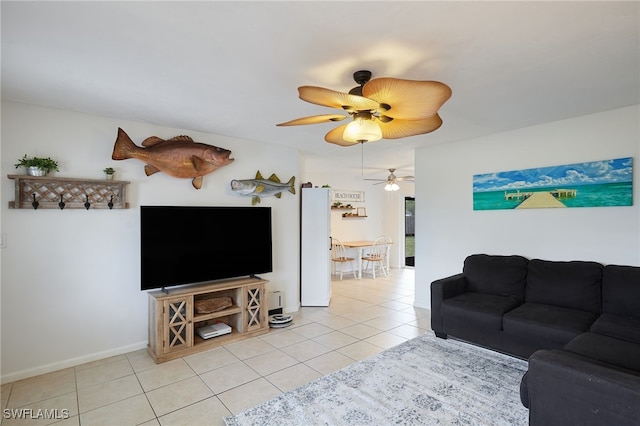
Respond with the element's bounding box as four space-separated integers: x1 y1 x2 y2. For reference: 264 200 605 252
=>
112 128 234 189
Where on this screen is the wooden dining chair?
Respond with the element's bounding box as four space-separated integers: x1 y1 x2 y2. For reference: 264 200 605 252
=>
361 236 389 279
331 237 357 280
380 234 393 273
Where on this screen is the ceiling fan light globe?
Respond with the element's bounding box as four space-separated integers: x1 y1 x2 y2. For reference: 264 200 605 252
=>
384 182 400 191
343 118 382 143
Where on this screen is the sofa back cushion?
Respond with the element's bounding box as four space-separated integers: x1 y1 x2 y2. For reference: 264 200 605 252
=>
602 265 640 318
525 259 602 313
463 254 528 300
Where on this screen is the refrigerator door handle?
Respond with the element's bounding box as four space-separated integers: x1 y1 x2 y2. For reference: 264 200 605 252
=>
329 236 332 251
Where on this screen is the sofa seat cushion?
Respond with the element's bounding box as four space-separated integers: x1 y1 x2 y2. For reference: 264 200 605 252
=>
441 292 521 331
591 313 640 344
463 254 528 300
565 332 640 372
525 259 602 313
503 303 597 347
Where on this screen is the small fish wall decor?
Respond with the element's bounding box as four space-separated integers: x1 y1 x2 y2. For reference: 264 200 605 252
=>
111 128 234 189
231 171 295 205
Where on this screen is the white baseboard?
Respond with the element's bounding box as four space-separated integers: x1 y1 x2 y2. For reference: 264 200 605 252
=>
1 341 148 384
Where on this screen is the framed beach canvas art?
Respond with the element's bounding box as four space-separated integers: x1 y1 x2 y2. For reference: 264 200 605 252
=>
473 157 633 210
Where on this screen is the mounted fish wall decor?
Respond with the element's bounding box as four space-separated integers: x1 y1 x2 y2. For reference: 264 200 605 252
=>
231 171 295 205
111 128 234 189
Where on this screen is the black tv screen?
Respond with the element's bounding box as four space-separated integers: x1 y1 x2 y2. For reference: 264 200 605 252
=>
140 206 272 291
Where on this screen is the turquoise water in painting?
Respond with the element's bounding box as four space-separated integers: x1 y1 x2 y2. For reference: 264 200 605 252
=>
473 182 633 210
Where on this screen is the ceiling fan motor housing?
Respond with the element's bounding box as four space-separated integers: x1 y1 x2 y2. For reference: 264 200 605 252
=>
353 70 372 85
349 70 373 96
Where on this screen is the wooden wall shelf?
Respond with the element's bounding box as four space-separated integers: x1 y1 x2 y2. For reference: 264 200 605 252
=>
7 174 130 210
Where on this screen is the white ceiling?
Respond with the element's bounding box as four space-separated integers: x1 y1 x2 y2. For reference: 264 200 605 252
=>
2 1 639 181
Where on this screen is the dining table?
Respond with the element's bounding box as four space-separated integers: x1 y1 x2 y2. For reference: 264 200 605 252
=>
342 240 391 279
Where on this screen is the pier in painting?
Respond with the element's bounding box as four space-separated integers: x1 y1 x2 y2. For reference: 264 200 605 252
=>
504 188 577 201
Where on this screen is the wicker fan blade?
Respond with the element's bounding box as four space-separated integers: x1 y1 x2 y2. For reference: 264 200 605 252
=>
364 176 413 182
277 114 347 126
324 124 360 147
363 78 452 120
299 86 380 111
378 115 444 139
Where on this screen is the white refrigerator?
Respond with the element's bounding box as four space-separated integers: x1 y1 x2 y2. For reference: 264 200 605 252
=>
300 187 332 306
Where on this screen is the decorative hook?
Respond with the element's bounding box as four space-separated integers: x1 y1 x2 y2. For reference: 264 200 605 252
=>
31 193 39 210
84 195 91 210
58 194 66 210
107 195 114 210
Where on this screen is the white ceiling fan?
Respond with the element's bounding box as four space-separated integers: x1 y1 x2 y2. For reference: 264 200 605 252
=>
365 168 414 191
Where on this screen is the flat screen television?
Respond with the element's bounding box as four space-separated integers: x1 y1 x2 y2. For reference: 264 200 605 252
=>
140 206 272 291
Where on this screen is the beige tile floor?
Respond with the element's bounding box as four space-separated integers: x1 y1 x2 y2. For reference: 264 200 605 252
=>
1 268 431 426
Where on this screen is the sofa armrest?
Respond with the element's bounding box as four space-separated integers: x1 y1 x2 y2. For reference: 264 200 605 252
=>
526 349 640 426
430 273 467 335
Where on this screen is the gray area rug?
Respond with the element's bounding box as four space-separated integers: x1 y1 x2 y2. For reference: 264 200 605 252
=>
224 333 529 425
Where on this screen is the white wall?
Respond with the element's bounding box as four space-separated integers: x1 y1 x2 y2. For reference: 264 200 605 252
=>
1 101 302 382
414 105 640 309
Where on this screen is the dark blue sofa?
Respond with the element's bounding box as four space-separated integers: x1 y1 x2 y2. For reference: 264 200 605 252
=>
430 254 640 426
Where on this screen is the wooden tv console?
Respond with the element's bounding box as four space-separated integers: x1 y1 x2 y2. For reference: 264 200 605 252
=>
147 276 269 363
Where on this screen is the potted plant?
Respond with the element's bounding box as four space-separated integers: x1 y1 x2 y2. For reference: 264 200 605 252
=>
103 167 116 180
14 155 59 176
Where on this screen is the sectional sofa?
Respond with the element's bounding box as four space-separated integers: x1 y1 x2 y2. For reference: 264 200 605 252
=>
430 254 640 426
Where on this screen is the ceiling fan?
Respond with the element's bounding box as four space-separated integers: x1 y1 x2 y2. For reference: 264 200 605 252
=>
277 70 452 146
365 168 414 191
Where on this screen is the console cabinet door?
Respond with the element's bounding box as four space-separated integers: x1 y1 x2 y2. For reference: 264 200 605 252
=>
244 284 267 332
163 296 193 354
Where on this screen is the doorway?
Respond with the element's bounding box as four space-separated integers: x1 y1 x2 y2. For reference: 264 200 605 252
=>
405 197 415 267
